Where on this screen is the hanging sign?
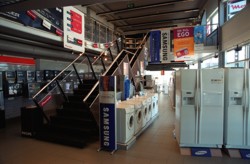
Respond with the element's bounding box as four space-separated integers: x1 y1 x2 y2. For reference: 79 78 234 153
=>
150 30 161 63
99 76 117 152
173 27 194 61
160 29 171 63
63 6 85 53
194 26 205 51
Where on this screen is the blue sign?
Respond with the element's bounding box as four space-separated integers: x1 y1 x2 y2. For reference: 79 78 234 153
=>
100 103 116 151
191 147 212 157
194 26 204 44
239 149 250 159
99 76 117 152
150 31 161 63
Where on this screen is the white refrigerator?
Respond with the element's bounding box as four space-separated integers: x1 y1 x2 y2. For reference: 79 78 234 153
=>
224 68 250 149
175 69 224 148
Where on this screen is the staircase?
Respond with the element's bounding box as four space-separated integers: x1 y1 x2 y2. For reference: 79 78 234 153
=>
33 35 149 148
36 79 99 148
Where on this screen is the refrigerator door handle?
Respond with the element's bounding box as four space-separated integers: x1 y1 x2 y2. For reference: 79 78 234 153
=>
194 89 198 110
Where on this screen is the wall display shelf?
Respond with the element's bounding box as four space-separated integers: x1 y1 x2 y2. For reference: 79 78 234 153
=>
124 38 143 50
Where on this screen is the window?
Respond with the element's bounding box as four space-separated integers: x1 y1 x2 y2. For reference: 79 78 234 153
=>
189 63 198 69
225 44 249 68
201 57 219 69
206 8 218 36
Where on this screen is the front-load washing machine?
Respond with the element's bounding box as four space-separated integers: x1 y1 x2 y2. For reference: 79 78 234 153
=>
127 98 147 128
116 103 135 144
119 100 143 135
148 93 158 117
134 96 152 123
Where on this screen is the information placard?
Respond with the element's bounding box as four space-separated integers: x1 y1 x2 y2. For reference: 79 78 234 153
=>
63 6 85 53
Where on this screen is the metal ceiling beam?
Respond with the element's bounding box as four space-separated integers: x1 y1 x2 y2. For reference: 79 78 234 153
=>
97 0 195 16
116 17 195 28
146 62 188 71
108 8 199 22
123 25 178 33
0 0 129 12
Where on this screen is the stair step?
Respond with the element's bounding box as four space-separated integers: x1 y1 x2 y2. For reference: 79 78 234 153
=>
63 102 89 110
36 126 87 148
50 116 97 129
73 88 99 95
85 95 98 104
68 95 84 102
56 109 91 118
49 124 99 137
82 79 98 84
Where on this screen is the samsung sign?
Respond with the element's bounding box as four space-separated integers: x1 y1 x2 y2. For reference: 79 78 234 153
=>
191 148 212 157
160 29 171 63
99 76 117 152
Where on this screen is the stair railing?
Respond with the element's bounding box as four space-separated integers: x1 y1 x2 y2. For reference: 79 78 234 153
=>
128 33 149 86
32 38 121 123
32 53 85 123
130 32 149 70
83 49 134 105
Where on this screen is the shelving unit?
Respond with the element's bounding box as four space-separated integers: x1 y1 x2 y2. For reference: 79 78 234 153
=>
124 37 143 50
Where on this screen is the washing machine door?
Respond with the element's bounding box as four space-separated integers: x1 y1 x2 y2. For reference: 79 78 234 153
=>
128 115 134 130
144 107 147 119
137 110 142 123
149 104 152 114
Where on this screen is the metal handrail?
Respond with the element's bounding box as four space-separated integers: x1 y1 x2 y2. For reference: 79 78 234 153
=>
92 39 119 65
130 32 149 65
83 49 127 103
32 53 84 100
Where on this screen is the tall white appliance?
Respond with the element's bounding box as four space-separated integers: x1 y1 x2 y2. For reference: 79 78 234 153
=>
175 69 224 148
224 68 250 149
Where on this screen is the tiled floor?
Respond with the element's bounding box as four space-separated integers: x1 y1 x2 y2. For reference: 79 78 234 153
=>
0 93 249 164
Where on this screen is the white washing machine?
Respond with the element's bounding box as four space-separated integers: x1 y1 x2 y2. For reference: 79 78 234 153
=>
148 93 159 117
116 103 135 144
119 100 143 135
127 98 148 128
134 96 152 123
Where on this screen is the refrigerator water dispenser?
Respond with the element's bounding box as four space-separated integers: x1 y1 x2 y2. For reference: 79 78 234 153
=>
182 91 195 105
229 91 242 105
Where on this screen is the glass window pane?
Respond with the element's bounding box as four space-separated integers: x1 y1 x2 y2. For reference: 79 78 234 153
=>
85 16 93 41
206 21 211 36
99 25 107 43
238 46 246 60
225 50 236 67
212 13 218 31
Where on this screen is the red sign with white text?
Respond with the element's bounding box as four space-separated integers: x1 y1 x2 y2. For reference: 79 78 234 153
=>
70 10 82 34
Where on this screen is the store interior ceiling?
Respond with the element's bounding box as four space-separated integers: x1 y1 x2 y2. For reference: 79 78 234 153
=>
0 0 207 34
0 0 210 70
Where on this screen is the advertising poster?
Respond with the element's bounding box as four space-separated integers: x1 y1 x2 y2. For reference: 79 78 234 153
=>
99 76 117 152
0 8 63 36
160 29 171 63
173 27 194 61
63 6 85 53
194 26 205 51
149 30 161 63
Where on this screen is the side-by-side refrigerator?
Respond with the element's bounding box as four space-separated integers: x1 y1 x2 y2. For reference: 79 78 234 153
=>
175 69 224 148
224 68 250 149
